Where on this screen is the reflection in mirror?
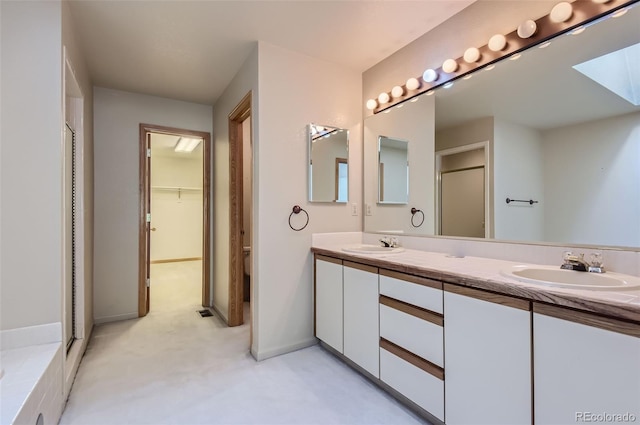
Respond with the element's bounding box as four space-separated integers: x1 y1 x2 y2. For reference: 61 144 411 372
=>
378 136 409 204
365 4 640 249
364 95 435 234
308 124 349 203
436 143 489 238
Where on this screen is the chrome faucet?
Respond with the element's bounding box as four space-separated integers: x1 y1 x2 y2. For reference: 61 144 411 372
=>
379 236 399 248
561 251 605 273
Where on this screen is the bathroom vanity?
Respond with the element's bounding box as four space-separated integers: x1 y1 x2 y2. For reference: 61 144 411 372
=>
311 245 640 425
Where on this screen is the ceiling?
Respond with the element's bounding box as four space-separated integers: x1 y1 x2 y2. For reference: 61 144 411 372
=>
67 0 475 106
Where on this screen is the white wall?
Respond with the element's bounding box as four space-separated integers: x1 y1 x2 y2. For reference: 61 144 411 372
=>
364 96 435 234
93 88 212 323
541 112 640 247
1 0 63 331
150 154 203 261
254 41 362 360
211 46 259 323
494 118 544 241
379 145 407 203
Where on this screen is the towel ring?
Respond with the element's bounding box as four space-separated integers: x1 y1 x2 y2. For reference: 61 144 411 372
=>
410 207 425 228
289 205 309 231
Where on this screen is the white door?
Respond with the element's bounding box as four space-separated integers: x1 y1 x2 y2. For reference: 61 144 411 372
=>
441 166 485 237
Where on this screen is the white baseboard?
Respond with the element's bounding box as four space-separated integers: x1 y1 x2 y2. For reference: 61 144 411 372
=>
210 303 228 325
93 312 138 325
252 337 318 361
0 322 62 350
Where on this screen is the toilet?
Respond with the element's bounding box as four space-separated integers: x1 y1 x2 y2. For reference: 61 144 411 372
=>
242 246 251 277
243 246 251 301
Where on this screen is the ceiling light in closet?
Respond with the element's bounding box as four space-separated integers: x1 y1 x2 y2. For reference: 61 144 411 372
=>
174 137 202 153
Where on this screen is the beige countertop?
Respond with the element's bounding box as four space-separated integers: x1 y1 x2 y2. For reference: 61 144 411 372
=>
312 245 640 324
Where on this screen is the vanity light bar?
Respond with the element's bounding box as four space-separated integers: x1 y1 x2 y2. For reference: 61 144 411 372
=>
367 0 639 114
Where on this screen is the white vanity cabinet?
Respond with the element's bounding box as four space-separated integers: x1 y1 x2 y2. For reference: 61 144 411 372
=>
444 284 532 425
343 262 380 378
533 303 640 424
314 255 344 353
379 270 445 422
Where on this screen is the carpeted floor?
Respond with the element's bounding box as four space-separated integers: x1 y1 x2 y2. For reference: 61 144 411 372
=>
60 260 427 424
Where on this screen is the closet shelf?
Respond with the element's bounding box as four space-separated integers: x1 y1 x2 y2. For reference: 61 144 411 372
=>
151 186 202 192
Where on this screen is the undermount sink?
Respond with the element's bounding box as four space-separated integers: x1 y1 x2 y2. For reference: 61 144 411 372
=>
501 265 640 290
342 245 405 254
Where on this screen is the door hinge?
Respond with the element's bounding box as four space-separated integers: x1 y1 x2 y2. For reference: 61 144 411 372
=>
146 278 150 287
146 213 151 223
147 148 151 158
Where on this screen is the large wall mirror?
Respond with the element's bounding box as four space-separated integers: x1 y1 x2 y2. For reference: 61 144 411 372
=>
308 124 349 203
364 4 640 249
378 136 409 204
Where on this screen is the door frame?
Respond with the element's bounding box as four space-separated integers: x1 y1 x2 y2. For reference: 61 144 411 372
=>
435 141 491 238
228 92 252 327
138 123 212 317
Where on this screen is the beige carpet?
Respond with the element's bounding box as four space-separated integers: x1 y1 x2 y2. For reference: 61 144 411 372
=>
60 261 427 424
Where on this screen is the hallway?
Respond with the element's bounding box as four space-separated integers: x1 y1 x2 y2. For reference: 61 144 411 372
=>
60 261 426 424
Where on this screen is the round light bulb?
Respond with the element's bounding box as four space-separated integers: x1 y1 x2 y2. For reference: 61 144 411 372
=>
406 77 420 90
571 26 585 35
517 20 537 38
550 2 573 23
442 59 458 73
366 99 378 110
488 34 507 52
612 8 628 18
463 47 481 63
378 92 390 104
391 85 404 99
422 68 438 83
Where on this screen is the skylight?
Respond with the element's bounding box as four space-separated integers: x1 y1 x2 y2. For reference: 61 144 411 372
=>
573 42 640 106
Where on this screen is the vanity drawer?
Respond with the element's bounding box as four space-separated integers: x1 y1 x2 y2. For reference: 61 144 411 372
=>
380 301 444 367
380 343 444 422
379 270 443 313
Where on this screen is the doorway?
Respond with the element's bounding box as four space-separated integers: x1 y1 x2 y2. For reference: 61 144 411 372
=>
436 141 490 238
138 124 211 317
228 92 252 327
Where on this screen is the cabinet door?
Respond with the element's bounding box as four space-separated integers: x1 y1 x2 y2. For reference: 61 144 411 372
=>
444 287 532 425
315 257 343 353
534 308 640 424
343 262 379 378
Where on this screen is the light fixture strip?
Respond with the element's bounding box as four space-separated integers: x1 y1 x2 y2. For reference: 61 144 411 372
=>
174 137 202 153
370 0 639 114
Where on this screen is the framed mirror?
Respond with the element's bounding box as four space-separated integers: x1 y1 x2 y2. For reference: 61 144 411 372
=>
364 3 640 248
308 124 349 203
378 136 409 204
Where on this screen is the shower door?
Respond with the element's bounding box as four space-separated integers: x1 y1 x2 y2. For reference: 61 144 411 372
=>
64 123 77 351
